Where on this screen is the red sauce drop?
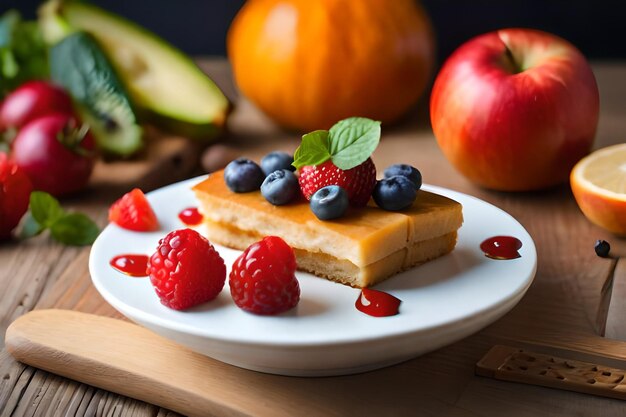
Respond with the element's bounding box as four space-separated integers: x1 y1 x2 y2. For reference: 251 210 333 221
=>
110 254 149 277
480 236 522 260
355 288 401 317
178 207 203 226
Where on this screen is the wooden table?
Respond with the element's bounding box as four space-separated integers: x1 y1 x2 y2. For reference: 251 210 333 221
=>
1 59 625 416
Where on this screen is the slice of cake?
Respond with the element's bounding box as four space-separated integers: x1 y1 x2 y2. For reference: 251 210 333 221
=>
193 171 463 288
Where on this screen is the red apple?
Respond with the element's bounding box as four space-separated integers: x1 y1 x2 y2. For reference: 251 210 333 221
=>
430 29 599 191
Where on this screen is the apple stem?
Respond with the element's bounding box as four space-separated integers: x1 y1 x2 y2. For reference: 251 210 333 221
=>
503 44 523 74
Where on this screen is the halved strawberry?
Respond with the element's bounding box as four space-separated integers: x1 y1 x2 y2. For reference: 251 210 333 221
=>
108 188 159 231
299 158 376 207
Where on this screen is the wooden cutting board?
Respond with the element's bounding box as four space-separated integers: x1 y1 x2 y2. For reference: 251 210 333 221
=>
6 310 626 417
2 60 626 417
4 132 626 417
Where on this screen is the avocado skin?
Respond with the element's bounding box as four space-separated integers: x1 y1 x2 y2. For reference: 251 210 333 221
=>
146 113 222 140
50 31 143 156
140 99 233 140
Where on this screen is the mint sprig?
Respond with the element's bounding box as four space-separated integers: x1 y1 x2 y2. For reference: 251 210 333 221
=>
292 117 381 170
18 191 100 246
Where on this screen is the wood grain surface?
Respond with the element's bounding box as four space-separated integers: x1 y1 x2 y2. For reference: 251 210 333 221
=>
1 59 625 416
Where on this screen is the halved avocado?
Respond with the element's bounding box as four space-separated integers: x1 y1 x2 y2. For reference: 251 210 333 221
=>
39 0 230 139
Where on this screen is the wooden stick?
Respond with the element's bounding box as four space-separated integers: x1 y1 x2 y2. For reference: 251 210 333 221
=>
606 258 626 340
596 257 619 337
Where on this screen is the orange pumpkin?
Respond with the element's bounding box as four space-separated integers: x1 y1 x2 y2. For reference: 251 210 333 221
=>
227 0 435 131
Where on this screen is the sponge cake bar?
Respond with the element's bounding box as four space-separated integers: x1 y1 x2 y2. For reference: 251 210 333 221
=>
193 171 463 288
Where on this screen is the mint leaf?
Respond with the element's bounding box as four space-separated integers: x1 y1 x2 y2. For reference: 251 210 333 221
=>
292 130 331 169
293 117 382 171
20 191 100 246
328 117 381 170
17 212 44 239
30 191 64 227
50 213 99 246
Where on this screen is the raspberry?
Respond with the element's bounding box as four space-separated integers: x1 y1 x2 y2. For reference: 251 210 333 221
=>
109 188 159 231
298 158 376 207
229 236 300 315
0 153 33 240
148 228 226 310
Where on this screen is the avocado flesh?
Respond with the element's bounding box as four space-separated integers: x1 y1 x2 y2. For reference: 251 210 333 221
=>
40 1 230 139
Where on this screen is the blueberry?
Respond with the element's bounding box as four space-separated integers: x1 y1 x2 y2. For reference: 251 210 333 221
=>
383 164 422 189
224 158 265 193
261 169 299 205
310 185 349 220
261 151 295 176
594 240 611 258
373 175 417 211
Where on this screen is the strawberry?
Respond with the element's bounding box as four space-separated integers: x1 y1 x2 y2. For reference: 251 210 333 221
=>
229 236 300 315
292 117 381 208
0 153 33 240
298 158 376 207
148 228 226 310
108 188 159 232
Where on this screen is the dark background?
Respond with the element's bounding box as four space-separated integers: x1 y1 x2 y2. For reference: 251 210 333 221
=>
5 0 626 62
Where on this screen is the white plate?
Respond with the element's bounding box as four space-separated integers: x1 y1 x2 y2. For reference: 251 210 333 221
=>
89 176 537 377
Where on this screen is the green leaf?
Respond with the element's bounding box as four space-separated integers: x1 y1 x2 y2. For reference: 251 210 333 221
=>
0 10 48 96
30 191 64 227
292 130 331 169
17 212 44 239
50 213 100 246
328 117 381 170
20 191 100 246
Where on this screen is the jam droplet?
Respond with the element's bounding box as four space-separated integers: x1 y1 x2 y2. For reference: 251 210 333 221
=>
355 288 401 317
178 207 203 226
110 254 149 277
480 236 522 260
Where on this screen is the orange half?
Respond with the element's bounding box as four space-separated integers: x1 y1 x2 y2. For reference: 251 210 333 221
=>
571 143 626 236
